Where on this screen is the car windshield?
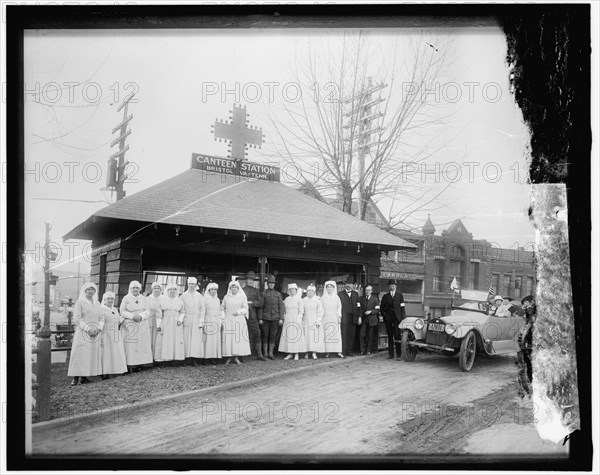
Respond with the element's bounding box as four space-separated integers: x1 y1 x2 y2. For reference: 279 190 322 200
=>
451 290 490 314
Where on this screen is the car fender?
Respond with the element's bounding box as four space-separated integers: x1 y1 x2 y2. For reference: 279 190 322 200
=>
399 317 425 341
451 322 479 340
450 325 491 354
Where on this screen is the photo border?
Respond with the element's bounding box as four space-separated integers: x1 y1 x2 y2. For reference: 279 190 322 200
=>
5 3 593 471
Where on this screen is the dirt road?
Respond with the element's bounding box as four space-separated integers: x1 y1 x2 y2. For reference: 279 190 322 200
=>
32 352 568 456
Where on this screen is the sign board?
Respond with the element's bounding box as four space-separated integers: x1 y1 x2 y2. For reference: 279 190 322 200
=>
191 153 280 182
381 271 423 281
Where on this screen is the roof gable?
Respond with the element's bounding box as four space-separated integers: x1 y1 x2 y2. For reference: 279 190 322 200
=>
443 219 472 240
66 169 415 250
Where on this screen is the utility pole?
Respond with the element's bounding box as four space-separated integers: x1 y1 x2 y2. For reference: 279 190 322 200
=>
43 223 51 328
36 222 54 421
344 77 387 220
106 91 136 201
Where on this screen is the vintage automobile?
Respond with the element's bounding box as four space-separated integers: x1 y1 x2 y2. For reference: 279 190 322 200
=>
399 289 524 372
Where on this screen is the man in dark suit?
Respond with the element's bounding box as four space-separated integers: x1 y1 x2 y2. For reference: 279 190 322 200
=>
338 278 360 356
358 285 380 355
380 279 406 359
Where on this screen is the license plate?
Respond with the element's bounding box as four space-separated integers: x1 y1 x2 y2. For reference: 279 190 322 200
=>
428 323 445 332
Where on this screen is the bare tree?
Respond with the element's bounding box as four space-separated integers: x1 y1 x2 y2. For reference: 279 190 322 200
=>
262 31 459 228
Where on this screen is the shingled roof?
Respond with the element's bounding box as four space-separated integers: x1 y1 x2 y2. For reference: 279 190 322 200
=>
65 168 415 250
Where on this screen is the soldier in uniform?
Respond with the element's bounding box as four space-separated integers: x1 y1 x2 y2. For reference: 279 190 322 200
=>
258 274 284 360
239 271 265 361
516 295 536 397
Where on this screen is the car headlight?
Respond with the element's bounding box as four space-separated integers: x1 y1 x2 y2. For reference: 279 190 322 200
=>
414 318 424 330
445 323 457 335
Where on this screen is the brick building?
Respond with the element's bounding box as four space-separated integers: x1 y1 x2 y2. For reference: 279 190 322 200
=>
380 216 536 319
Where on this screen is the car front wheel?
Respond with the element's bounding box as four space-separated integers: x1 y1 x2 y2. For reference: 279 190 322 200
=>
401 329 417 362
459 331 476 372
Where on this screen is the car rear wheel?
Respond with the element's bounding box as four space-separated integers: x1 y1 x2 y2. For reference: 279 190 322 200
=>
401 330 417 362
459 331 476 372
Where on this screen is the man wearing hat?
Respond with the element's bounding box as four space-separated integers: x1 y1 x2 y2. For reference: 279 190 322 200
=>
516 295 536 397
338 278 361 356
380 279 406 359
181 276 205 366
258 274 285 360
239 271 265 361
358 284 380 355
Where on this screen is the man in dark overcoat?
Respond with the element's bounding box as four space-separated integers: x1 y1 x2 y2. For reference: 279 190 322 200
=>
358 284 380 355
379 279 406 359
338 278 360 356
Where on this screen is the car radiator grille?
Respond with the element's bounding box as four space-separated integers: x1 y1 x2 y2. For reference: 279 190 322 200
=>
425 330 448 346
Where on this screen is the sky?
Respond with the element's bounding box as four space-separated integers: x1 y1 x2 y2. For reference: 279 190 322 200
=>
22 26 536 274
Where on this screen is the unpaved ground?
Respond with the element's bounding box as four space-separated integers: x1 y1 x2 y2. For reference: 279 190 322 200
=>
32 352 569 456
34 357 331 421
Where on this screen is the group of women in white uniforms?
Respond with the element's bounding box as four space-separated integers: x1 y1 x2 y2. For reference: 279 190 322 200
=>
67 277 252 384
67 278 346 385
67 282 129 385
279 280 344 360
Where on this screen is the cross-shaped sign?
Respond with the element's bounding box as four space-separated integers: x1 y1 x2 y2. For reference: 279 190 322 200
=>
213 104 263 160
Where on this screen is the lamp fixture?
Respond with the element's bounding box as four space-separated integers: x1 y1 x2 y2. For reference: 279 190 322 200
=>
175 226 180 237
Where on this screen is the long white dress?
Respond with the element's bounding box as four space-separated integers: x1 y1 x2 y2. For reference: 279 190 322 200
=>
221 292 251 357
203 295 222 359
303 296 325 352
68 298 104 377
145 294 161 356
120 293 153 366
279 294 306 353
321 293 342 353
154 295 185 362
181 291 206 358
99 304 127 375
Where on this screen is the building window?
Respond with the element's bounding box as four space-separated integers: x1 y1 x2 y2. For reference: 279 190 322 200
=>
469 262 480 290
99 254 107 298
525 276 534 296
450 260 465 288
433 259 445 292
514 276 522 298
449 245 466 288
500 274 511 296
492 273 500 294
433 241 446 259
143 271 187 296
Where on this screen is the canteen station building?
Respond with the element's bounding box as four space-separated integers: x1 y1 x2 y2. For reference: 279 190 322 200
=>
64 152 416 302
